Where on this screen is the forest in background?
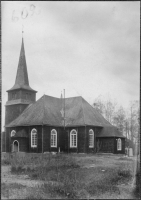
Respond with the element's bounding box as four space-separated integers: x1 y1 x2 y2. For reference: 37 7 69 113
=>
93 95 140 145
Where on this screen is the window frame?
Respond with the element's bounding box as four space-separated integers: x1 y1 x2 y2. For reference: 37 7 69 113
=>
11 130 16 137
89 129 94 148
31 128 37 148
117 138 122 151
70 129 77 148
51 129 57 147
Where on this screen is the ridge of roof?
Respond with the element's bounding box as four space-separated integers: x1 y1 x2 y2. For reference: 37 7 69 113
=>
43 94 82 100
65 96 82 99
44 94 60 99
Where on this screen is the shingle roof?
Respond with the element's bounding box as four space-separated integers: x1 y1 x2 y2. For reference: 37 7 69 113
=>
65 97 112 127
96 126 125 138
7 38 36 92
6 95 112 127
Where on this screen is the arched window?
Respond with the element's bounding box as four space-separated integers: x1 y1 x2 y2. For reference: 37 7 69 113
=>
89 129 94 148
11 130 16 137
51 129 57 147
117 138 122 151
31 129 37 147
70 129 77 148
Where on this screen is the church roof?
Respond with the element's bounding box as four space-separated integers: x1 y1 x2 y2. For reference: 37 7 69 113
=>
7 38 36 92
96 126 125 138
6 95 112 127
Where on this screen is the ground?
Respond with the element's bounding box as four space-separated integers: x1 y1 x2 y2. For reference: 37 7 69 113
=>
1 153 138 199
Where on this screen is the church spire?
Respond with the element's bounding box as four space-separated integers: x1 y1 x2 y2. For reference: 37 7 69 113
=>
15 37 29 86
7 34 36 92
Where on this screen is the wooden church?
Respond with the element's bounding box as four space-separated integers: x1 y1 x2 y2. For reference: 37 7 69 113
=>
3 36 125 154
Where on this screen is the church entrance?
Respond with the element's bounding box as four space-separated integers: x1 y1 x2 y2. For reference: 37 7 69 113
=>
13 140 19 152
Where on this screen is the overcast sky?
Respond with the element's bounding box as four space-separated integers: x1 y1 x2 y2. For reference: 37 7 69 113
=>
2 1 140 130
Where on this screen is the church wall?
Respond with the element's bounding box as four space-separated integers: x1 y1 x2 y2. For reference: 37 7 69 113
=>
5 125 125 154
114 137 125 154
96 137 114 153
43 126 50 152
64 127 86 153
85 126 97 153
58 128 68 152
78 127 86 153
7 126 29 152
5 128 10 152
28 126 40 153
11 137 28 152
65 127 78 153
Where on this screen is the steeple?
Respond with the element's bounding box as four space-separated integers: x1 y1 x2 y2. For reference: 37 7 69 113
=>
7 36 36 92
15 37 29 86
5 34 37 127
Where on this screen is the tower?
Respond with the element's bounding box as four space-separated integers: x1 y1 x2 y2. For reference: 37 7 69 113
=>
4 35 37 151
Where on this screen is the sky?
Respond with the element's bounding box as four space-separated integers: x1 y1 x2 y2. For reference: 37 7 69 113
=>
2 1 140 130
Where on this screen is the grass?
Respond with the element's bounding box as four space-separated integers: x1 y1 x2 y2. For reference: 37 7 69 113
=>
1 182 27 199
1 183 10 198
2 153 135 199
1 159 11 165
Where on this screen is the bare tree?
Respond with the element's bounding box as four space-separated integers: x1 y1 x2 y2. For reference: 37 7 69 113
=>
104 99 117 124
93 96 105 115
113 106 126 134
129 101 139 142
93 97 139 142
93 95 117 124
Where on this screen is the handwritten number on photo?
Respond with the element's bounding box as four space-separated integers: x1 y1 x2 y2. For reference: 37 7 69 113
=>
12 5 41 22
21 7 28 19
12 10 19 22
30 4 36 16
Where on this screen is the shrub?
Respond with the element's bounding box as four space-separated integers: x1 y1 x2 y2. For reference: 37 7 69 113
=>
2 159 11 165
118 169 132 178
86 179 119 195
11 165 26 174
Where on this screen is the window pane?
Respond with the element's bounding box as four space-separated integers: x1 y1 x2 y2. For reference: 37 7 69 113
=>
117 139 122 150
51 130 57 147
74 135 76 146
72 135 74 146
51 135 53 146
70 130 77 147
31 130 37 147
89 130 94 147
